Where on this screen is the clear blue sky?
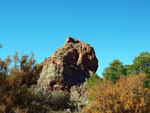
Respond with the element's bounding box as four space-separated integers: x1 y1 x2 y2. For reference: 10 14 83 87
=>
0 0 150 77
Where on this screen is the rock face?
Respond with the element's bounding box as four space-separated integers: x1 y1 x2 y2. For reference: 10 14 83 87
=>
36 37 98 103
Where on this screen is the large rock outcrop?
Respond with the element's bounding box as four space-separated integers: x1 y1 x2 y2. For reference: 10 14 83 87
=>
36 37 98 103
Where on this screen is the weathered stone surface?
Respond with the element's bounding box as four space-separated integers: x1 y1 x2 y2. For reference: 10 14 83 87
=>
36 37 98 103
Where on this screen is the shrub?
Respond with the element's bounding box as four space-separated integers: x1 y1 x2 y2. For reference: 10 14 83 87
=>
0 52 75 113
82 73 150 113
86 73 101 101
86 73 101 89
0 52 43 113
50 92 71 110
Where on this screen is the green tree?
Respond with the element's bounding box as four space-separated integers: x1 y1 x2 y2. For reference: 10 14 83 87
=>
132 52 150 74
124 64 133 76
131 52 150 87
102 59 126 84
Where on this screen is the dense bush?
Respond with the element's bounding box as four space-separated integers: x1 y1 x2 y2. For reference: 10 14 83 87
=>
86 73 101 101
86 73 101 89
0 52 43 112
82 73 150 113
2 45 150 113
84 51 150 112
0 52 73 113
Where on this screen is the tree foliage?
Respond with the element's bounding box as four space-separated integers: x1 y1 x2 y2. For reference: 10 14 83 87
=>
102 59 126 84
132 52 150 74
102 52 150 85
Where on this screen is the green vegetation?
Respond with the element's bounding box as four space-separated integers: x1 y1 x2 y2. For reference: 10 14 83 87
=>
102 59 126 84
86 73 101 89
2 43 150 113
82 73 150 113
102 51 150 86
83 51 150 113
86 73 101 101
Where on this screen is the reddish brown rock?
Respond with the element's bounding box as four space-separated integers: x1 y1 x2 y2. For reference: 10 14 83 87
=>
36 37 98 103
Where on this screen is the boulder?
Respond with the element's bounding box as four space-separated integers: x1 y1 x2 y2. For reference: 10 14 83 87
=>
36 37 98 103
